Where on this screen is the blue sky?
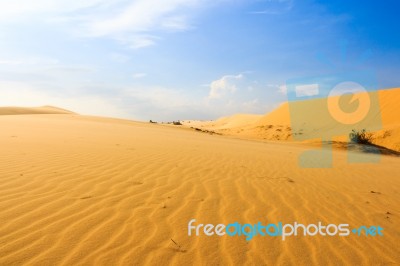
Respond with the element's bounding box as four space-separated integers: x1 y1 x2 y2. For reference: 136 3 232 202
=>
0 0 399 120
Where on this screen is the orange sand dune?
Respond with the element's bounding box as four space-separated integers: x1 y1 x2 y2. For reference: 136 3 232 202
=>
256 88 400 127
0 106 74 115
197 113 263 129
187 88 400 151
255 102 291 126
0 113 399 265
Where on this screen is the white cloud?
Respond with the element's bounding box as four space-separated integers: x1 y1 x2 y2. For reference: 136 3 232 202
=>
81 0 203 48
209 74 243 99
0 72 273 121
161 15 191 31
87 0 198 36
0 1 280 121
115 34 159 49
278 84 287 95
84 0 208 49
276 83 320 97
0 0 208 49
295 84 319 97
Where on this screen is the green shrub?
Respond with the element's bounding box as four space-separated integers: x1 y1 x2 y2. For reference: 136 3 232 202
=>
349 129 373 145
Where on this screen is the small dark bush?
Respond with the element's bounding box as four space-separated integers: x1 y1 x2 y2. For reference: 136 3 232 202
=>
149 120 157 123
349 129 373 145
173 121 182 125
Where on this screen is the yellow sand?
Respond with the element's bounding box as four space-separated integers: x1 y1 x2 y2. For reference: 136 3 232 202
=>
187 88 400 151
0 108 399 265
0 106 74 115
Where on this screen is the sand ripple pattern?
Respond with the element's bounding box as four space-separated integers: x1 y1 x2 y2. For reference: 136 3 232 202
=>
0 115 399 265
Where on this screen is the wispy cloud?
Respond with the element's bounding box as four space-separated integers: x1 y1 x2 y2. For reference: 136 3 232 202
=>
0 0 208 49
2 0 374 122
161 15 192 31
209 74 244 99
82 0 203 48
114 34 160 49
250 0 294 15
294 84 319 97
87 0 198 36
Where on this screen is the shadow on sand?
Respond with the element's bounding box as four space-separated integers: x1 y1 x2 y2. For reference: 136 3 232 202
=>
324 141 400 157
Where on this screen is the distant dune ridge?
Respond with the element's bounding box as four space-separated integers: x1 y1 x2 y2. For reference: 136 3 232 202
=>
208 114 263 129
0 88 399 265
0 106 74 115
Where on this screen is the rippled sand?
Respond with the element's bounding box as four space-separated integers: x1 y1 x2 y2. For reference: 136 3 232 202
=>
0 113 399 265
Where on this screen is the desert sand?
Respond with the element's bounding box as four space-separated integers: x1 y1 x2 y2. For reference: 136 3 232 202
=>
0 106 75 115
184 88 400 152
0 94 399 265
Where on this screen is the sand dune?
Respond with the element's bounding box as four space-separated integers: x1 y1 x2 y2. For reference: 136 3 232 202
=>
0 113 399 265
186 88 400 152
0 106 74 115
255 102 291 126
184 114 263 129
372 88 400 151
